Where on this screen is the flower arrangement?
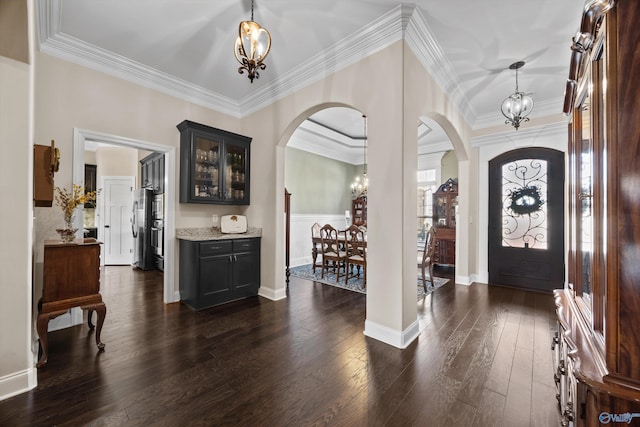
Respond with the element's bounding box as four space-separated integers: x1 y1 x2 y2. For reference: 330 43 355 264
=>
54 184 97 233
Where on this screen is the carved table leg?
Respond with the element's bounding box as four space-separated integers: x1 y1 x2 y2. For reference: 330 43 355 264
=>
82 303 106 350
36 308 68 368
36 313 50 368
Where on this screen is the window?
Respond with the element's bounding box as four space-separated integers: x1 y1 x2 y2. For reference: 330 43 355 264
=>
418 169 437 246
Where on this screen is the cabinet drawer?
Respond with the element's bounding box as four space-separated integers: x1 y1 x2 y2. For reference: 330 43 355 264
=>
233 239 258 252
199 241 232 256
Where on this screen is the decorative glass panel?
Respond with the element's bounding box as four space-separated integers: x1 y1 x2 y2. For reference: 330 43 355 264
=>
579 95 593 300
501 159 548 249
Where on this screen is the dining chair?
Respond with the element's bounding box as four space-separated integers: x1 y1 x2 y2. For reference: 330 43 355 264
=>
320 224 346 281
418 226 436 292
311 222 322 272
345 224 366 288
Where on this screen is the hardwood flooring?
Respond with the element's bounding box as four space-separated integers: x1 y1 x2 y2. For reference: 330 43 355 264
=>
0 267 560 426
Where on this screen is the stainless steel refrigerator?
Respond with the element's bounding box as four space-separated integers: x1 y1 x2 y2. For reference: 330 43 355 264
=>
132 188 154 270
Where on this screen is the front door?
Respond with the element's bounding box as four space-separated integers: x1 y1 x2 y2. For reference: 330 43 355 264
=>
101 176 134 265
488 148 564 292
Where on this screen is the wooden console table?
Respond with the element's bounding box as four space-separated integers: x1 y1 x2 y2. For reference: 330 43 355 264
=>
37 238 106 368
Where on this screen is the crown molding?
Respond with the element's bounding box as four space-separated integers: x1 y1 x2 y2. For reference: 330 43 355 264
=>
418 139 454 155
238 4 411 116
470 120 567 148
36 2 412 120
36 1 241 117
35 1 520 132
288 123 364 165
404 7 477 128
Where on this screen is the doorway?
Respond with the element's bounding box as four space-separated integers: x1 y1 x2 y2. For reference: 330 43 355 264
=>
488 147 564 292
73 128 178 304
101 176 135 265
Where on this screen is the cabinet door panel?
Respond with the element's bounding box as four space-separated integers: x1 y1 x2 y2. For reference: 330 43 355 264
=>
199 255 232 304
233 252 260 297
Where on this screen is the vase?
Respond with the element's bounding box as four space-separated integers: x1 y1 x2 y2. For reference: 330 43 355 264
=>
56 228 78 243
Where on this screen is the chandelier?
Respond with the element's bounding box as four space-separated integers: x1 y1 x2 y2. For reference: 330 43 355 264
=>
351 115 368 197
501 61 534 130
234 0 271 83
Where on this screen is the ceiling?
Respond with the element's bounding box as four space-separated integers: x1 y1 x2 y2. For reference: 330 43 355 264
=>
37 0 584 160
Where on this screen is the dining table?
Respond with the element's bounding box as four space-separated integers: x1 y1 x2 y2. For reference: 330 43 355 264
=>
311 229 366 272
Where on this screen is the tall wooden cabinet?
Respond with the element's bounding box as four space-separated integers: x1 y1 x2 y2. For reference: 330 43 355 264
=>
432 178 457 266
554 1 640 425
352 196 367 226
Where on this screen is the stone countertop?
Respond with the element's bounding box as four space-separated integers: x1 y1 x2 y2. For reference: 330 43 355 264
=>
176 227 262 241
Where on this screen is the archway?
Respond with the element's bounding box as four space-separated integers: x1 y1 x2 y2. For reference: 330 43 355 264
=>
280 105 367 292
417 114 471 286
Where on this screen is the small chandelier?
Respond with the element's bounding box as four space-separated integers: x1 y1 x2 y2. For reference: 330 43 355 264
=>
351 115 368 198
501 61 534 130
234 0 271 83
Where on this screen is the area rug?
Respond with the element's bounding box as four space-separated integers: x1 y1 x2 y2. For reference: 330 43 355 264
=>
289 264 449 299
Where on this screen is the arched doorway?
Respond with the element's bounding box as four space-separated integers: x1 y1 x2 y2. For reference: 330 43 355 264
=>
283 106 367 292
488 147 565 292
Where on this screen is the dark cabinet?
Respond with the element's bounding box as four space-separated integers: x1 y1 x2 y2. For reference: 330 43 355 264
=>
179 238 260 309
140 152 164 194
177 120 251 205
84 164 97 208
433 178 457 265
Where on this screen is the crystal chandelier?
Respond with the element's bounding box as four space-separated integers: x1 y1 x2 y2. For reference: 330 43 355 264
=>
234 0 271 83
351 115 368 197
501 61 534 130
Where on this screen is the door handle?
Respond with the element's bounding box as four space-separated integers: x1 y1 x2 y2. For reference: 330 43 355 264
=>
104 225 110 228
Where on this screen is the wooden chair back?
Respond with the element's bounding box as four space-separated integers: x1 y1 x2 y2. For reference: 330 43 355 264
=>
345 224 366 287
418 226 436 290
319 224 346 280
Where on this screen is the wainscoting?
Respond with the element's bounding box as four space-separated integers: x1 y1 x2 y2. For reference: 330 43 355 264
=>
289 213 346 267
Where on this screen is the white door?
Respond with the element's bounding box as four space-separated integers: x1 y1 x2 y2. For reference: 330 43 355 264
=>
100 176 134 265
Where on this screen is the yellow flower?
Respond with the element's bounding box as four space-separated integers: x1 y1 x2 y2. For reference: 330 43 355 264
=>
54 184 97 227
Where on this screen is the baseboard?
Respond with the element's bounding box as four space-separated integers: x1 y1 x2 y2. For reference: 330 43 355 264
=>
455 274 473 286
364 319 420 349
170 290 181 303
0 368 36 402
258 285 287 301
290 256 312 267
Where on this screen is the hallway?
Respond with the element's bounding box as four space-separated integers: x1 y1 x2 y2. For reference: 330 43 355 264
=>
0 267 559 426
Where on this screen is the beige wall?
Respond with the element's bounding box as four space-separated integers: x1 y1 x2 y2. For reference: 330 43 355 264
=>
95 145 138 182
0 0 29 64
285 147 357 215
440 150 458 183
0 0 35 398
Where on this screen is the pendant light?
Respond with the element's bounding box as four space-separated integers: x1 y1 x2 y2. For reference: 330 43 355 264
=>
234 0 271 83
501 61 534 130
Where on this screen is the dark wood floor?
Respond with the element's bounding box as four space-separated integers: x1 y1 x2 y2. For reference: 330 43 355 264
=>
0 267 560 426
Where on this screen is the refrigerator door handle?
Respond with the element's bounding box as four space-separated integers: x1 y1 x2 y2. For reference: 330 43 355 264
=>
132 201 138 238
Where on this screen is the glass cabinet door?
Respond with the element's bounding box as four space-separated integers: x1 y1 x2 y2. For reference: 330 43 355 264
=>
574 60 595 317
223 143 249 203
178 120 252 205
193 136 222 201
